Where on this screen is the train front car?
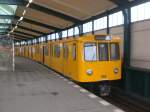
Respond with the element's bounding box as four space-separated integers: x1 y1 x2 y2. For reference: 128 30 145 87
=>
78 35 121 96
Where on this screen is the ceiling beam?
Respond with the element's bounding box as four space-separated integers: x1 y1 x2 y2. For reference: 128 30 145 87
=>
15 16 61 31
0 0 26 5
17 25 46 35
0 23 12 26
12 33 33 39
0 15 14 19
109 0 128 6
29 3 82 23
13 36 27 40
13 30 37 37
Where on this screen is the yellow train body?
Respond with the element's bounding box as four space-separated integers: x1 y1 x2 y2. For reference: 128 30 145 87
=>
15 35 121 83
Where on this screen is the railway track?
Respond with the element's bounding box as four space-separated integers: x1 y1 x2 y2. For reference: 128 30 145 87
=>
101 87 150 112
80 83 150 112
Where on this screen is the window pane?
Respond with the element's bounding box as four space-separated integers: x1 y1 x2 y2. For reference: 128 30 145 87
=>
94 17 107 31
47 35 51 40
98 43 108 61
55 45 60 57
74 27 79 35
84 43 97 61
68 28 73 37
62 30 67 38
110 43 120 60
63 44 68 59
109 11 123 27
51 34 55 40
72 44 76 60
145 2 150 19
56 33 59 39
83 21 92 33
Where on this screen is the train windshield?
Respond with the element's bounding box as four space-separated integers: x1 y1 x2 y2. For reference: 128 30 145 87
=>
84 42 120 61
84 43 97 61
110 43 120 60
98 43 109 61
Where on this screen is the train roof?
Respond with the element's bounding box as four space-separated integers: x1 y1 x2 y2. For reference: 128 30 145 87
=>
50 34 121 43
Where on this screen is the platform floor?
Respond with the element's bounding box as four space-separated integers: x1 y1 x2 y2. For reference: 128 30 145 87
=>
0 57 124 112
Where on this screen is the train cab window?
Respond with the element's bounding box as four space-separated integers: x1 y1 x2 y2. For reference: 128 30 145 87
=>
98 43 108 61
72 44 76 60
110 43 120 60
63 45 69 59
84 43 97 61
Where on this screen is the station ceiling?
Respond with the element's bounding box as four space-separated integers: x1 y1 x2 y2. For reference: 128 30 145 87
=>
0 0 146 41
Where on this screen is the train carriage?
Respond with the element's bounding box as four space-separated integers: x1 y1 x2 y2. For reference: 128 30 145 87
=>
16 34 121 95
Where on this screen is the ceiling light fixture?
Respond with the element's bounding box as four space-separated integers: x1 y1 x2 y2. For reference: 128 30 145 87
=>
23 10 26 16
19 16 24 21
29 0 33 3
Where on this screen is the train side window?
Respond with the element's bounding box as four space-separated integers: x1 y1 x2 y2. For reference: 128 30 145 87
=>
50 44 53 56
98 43 108 61
54 45 60 58
63 45 68 59
84 43 97 61
110 43 120 60
72 44 76 60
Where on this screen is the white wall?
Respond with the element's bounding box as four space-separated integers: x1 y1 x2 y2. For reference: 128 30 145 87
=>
83 20 150 69
109 20 150 69
131 20 150 69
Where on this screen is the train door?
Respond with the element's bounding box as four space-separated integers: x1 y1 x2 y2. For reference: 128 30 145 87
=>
40 45 44 64
63 43 69 76
43 46 45 64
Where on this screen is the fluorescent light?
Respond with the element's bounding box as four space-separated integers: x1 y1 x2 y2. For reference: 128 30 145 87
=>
16 22 19 26
29 0 33 3
26 3 30 7
15 26 18 29
19 17 24 21
23 10 26 16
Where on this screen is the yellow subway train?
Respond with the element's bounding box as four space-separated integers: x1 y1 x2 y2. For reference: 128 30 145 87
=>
15 35 121 95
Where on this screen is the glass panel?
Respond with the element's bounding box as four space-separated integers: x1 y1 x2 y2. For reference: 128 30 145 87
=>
56 33 59 39
98 43 108 61
83 21 92 33
84 43 97 61
0 35 14 71
94 17 107 30
74 27 79 35
51 34 55 40
110 43 120 60
72 44 76 60
63 44 69 59
68 28 73 37
54 45 60 57
62 30 67 38
0 5 17 15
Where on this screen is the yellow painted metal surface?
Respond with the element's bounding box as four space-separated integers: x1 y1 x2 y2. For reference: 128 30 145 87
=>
16 35 121 83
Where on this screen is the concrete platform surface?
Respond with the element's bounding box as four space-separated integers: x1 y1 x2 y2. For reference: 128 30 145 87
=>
0 57 125 112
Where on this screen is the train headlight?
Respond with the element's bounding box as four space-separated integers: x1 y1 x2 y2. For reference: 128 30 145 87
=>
86 69 93 75
114 68 119 74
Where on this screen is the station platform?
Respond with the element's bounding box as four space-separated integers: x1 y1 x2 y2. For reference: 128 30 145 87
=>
0 57 124 112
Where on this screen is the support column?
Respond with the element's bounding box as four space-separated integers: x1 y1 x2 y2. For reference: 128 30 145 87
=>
123 8 131 67
107 12 110 35
122 8 131 92
78 25 83 36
